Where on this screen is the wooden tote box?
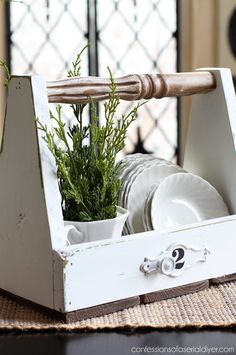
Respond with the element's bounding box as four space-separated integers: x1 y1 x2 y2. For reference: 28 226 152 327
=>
0 68 235 321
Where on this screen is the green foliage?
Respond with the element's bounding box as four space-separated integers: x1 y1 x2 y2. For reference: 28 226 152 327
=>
0 60 11 88
38 50 143 222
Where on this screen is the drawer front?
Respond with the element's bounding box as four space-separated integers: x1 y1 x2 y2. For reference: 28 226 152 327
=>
61 217 236 311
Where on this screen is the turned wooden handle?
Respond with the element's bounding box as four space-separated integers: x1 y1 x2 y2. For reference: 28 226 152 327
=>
47 72 216 104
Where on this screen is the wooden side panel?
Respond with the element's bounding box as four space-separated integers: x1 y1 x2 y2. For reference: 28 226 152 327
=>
62 216 236 312
0 76 61 308
211 273 236 284
64 296 140 322
140 280 209 304
32 76 67 250
53 251 65 311
184 68 236 214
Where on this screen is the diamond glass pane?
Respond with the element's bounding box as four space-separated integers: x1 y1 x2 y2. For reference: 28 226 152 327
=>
10 0 89 126
97 0 177 161
10 0 88 79
9 0 178 160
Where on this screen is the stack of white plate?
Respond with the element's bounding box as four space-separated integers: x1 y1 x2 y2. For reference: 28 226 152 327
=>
118 154 184 234
118 154 229 235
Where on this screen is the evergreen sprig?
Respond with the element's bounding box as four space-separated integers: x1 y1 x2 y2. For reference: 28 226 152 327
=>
0 60 12 88
39 50 143 222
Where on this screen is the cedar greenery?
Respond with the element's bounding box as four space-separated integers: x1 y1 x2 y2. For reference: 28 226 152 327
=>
38 48 143 222
0 60 11 88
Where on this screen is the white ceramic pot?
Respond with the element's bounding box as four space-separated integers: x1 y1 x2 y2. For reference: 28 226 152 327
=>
64 206 129 245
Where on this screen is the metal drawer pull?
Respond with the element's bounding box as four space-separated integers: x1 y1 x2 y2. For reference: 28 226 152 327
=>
140 243 210 277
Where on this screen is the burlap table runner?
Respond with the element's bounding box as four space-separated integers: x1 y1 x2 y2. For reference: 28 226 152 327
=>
0 282 236 330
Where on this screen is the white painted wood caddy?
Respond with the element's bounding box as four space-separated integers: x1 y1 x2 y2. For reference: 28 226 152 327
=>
0 68 236 321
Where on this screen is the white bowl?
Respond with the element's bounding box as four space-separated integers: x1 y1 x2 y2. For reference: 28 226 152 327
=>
125 163 184 233
150 172 229 229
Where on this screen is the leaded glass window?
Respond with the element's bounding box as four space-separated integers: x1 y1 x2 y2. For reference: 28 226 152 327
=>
8 0 178 160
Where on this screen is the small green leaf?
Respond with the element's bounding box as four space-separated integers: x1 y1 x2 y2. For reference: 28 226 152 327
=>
37 48 144 222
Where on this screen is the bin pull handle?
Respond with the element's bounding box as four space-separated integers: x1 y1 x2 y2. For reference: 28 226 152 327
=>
140 243 210 277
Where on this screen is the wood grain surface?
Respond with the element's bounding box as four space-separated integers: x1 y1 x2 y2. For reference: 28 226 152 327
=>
47 72 216 104
64 296 140 323
140 280 209 304
210 273 236 284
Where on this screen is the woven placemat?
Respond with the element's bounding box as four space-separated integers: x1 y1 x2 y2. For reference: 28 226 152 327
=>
0 282 236 330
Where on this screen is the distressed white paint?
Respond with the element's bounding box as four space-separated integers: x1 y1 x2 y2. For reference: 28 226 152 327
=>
32 76 67 250
53 250 65 311
184 68 236 214
0 76 66 308
1 69 236 313
60 215 236 311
